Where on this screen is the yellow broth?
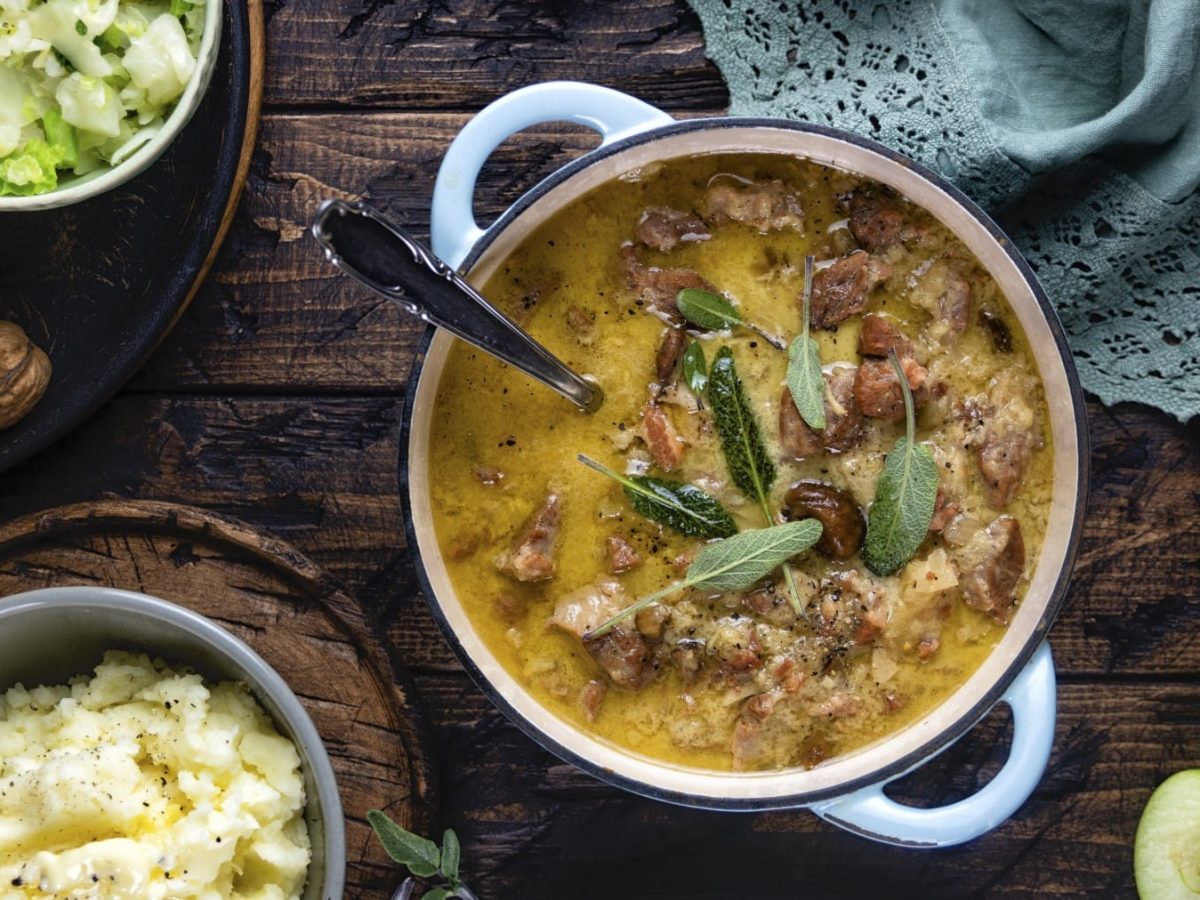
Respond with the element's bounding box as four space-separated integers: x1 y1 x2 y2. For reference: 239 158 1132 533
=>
426 153 1053 772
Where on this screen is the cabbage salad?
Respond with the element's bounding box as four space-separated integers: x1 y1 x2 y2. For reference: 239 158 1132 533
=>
0 0 206 196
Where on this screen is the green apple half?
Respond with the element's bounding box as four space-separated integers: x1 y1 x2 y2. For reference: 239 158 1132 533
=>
1136 769 1200 899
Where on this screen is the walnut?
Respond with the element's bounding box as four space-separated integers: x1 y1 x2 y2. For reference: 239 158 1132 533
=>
0 321 51 429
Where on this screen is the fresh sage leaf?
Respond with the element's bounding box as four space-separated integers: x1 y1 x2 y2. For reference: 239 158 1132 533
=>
587 520 823 637
439 828 461 887
677 288 786 349
368 810 441 878
682 339 708 398
707 346 776 521
786 255 826 431
577 454 736 538
864 350 939 575
686 519 823 591
677 287 742 331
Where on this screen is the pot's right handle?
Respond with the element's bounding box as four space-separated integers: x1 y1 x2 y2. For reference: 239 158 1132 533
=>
810 641 1056 848
430 81 674 270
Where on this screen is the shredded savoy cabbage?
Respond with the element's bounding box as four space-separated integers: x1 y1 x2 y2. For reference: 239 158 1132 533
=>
0 0 205 196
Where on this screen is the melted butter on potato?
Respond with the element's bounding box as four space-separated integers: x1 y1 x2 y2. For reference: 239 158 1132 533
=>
0 651 311 898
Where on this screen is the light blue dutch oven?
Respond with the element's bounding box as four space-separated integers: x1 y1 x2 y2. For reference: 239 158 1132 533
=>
401 82 1089 848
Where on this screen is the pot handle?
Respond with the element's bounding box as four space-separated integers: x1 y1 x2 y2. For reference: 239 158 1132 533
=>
430 81 674 269
810 641 1056 848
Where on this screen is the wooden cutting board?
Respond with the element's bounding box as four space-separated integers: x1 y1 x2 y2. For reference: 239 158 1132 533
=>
0 499 436 899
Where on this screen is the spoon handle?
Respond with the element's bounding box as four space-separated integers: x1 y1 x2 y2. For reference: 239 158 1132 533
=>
311 198 603 412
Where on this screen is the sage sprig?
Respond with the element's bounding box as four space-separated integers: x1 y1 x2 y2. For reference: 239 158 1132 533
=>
786 255 826 430
706 346 807 614
577 454 737 538
676 287 786 350
586 519 823 637
863 349 939 576
682 339 708 405
708 346 776 523
368 810 476 900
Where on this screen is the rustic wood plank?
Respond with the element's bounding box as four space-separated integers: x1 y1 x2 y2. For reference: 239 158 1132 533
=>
133 112 619 392
2 395 1197 679
262 0 727 110
411 672 1199 899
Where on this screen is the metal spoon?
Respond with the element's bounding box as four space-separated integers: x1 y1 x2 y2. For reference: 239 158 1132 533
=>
311 198 603 412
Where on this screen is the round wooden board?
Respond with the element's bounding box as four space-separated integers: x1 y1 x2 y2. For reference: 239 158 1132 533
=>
0 500 436 899
0 0 265 473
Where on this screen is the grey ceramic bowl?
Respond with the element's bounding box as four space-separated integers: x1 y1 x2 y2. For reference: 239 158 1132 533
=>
0 586 345 899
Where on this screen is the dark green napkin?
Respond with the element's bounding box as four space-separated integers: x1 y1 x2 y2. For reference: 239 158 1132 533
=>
688 0 1200 420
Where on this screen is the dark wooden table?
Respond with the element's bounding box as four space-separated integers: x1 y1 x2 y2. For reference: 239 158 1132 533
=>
4 3 1198 897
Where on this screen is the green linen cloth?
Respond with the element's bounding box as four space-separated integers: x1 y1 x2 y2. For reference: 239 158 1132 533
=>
686 0 1200 420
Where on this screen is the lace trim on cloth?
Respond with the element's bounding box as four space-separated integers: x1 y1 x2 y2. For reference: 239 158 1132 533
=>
686 0 1200 420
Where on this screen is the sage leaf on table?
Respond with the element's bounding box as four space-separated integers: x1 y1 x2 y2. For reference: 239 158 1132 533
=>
586 519 823 637
368 810 440 878
682 339 708 399
439 828 461 887
863 349 939 576
369 810 476 900
786 255 826 430
707 345 776 520
577 454 737 538
676 287 786 349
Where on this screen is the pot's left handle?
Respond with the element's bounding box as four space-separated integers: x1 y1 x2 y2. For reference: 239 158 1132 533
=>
810 641 1056 848
431 81 674 269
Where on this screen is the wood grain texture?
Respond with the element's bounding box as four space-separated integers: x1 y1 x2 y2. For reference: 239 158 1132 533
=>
262 0 727 110
0 500 435 899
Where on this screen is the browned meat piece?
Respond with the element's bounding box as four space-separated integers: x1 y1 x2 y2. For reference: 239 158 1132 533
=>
566 305 597 346
641 401 685 472
778 367 863 458
782 481 865 561
620 244 714 322
928 486 960 533
584 629 655 689
655 327 687 384
731 715 765 771
579 679 606 722
937 265 972 333
496 493 560 582
701 179 804 233
821 570 890 646
979 432 1034 508
740 586 797 628
634 604 669 641
712 619 762 680
980 307 1013 353
853 356 929 422
858 314 913 358
955 516 1025 623
917 635 940 659
635 206 711 252
847 188 916 252
976 367 1044 508
810 693 861 720
908 259 973 340
810 251 892 329
606 534 642 574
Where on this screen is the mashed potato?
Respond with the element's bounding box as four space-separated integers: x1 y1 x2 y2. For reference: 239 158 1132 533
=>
0 651 312 899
